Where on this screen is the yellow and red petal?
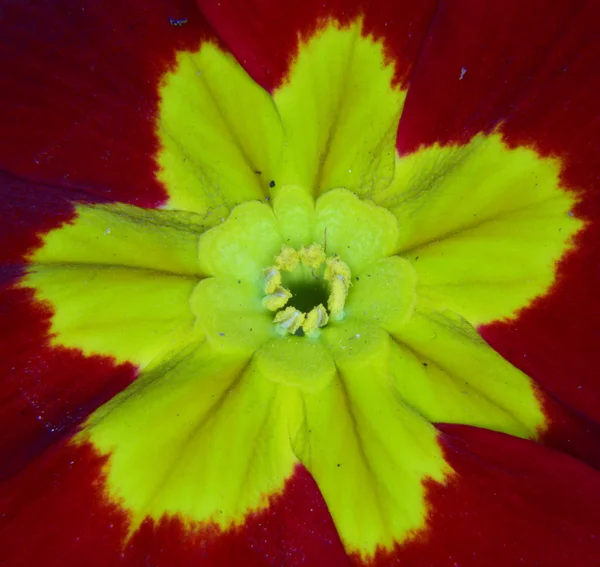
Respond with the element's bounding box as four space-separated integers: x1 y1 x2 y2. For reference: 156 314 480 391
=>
2 0 600 566
197 0 437 92
0 1 214 472
368 425 600 567
0 439 349 567
0 284 136 477
395 0 600 464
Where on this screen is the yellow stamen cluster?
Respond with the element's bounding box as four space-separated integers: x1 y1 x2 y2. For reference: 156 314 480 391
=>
262 244 349 336
324 256 351 317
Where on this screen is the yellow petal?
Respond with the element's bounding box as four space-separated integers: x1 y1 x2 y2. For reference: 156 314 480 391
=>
157 43 283 215
392 308 545 439
79 344 299 530
378 133 582 325
292 338 449 557
273 20 405 196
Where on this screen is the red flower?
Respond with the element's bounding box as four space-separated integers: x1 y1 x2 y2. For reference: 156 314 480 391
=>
1 1 600 566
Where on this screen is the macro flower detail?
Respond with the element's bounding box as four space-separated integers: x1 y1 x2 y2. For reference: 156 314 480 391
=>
14 15 585 562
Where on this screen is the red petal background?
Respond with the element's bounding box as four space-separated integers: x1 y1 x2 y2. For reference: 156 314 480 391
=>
1 0 600 565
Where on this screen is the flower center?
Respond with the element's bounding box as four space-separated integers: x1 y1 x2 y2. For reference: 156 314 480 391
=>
262 244 351 336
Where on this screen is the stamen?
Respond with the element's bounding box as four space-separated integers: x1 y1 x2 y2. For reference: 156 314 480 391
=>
327 276 348 317
324 256 351 317
275 246 300 272
263 266 282 294
324 256 351 291
263 286 292 311
302 304 329 335
263 244 351 334
299 243 326 270
274 306 306 334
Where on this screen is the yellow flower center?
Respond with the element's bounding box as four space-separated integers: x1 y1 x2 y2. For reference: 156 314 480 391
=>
263 244 351 335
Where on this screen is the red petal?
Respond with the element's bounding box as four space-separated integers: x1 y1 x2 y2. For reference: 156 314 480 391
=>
0 439 350 567
0 286 136 477
0 0 213 207
355 425 600 566
196 0 437 91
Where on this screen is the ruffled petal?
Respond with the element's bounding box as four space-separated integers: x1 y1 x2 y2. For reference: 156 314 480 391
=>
79 344 298 531
372 132 581 326
272 20 403 197
391 309 544 439
20 203 205 368
156 42 283 214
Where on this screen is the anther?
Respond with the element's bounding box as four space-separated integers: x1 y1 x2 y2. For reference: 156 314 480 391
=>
263 287 292 311
299 243 326 270
324 256 351 291
274 306 306 334
275 246 300 272
302 304 329 335
263 244 351 334
327 276 348 317
263 266 282 294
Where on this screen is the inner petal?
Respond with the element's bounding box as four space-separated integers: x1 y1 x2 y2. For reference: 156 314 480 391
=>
313 188 399 272
190 276 272 356
197 200 283 282
347 256 417 334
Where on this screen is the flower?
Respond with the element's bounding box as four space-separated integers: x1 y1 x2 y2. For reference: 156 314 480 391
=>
1 1 600 566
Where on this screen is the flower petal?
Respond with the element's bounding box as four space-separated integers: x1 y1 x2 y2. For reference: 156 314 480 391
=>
22 266 199 368
156 42 283 214
197 201 283 281
313 189 399 272
0 0 210 206
374 425 600 566
391 308 544 439
375 133 581 326
190 277 272 356
292 325 449 558
394 0 600 458
28 203 204 276
0 286 136 476
255 336 336 393
272 20 404 197
20 203 206 368
80 344 298 531
347 256 417 334
0 439 349 566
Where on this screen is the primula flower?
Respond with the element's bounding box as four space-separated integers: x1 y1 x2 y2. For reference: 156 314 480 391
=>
1 1 600 566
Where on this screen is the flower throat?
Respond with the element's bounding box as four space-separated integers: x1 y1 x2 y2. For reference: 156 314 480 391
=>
262 244 351 336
